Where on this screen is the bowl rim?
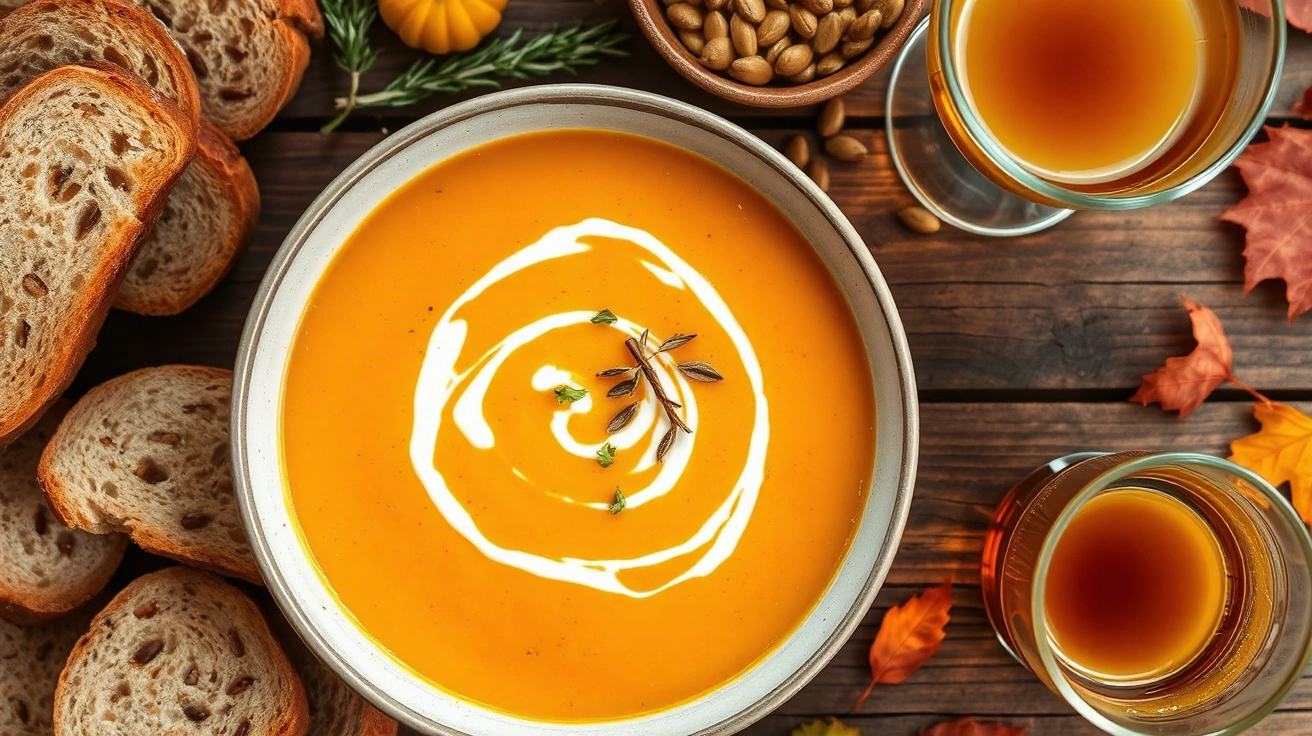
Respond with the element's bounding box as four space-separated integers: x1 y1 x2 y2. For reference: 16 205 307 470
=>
231 83 919 735
628 0 927 108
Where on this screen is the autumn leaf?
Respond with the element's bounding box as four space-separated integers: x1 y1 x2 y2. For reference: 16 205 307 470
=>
1221 125 1312 322
1131 297 1236 416
792 717 860 736
1230 401 1312 523
852 578 953 713
921 717 1028 736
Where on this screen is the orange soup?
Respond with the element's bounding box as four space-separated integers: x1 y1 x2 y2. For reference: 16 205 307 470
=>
282 130 876 721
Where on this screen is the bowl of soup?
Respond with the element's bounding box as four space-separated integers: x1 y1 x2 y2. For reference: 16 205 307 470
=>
233 84 918 735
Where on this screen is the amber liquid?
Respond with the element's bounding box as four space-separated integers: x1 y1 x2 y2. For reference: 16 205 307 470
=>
957 0 1240 185
1044 489 1228 682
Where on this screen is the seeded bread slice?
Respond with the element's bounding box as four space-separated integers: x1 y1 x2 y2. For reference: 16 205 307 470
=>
130 0 324 141
38 365 260 584
268 612 399 736
0 63 196 446
0 0 202 129
0 403 127 625
116 119 259 315
54 567 309 736
1 603 96 736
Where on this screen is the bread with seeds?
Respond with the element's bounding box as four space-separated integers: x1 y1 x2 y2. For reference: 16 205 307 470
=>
0 403 127 625
0 603 97 736
54 566 309 736
0 63 195 446
129 0 324 140
38 365 260 583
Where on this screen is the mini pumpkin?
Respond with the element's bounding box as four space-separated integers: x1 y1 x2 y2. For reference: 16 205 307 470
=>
378 0 509 55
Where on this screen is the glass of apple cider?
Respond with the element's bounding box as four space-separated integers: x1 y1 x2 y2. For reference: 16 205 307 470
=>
884 0 1285 236
981 452 1312 735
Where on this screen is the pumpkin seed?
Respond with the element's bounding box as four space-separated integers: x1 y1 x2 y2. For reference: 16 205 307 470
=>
773 42 813 76
729 55 774 85
730 12 759 56
817 96 845 137
898 206 942 234
825 134 867 162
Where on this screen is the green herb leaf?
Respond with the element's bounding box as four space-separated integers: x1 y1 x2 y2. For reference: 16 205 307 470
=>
596 442 616 468
554 385 588 404
609 487 626 514
591 309 618 325
317 0 380 134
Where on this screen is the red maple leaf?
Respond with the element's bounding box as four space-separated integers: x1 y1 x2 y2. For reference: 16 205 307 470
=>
921 717 1028 736
1131 297 1234 417
1241 0 1312 31
1220 125 1312 322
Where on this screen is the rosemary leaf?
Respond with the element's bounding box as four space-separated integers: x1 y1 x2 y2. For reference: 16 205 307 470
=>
554 385 588 404
318 0 381 134
596 442 616 469
609 487 626 514
591 309 619 325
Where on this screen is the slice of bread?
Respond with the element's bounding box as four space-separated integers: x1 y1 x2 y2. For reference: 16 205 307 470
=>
129 0 325 140
116 119 259 315
54 567 309 736
0 402 127 625
1 603 97 736
268 611 399 736
38 365 260 584
0 0 201 129
0 63 196 446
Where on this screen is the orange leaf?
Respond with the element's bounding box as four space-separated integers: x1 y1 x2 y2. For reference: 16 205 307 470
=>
921 717 1027 736
1220 125 1312 322
852 578 952 713
1130 297 1233 417
1230 402 1312 524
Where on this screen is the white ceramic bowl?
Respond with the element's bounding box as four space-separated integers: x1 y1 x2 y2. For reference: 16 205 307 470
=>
232 84 918 736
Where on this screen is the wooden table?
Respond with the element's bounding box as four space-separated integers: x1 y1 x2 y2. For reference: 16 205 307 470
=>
85 2 1312 733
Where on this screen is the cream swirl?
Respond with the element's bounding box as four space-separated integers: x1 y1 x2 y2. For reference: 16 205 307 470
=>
409 219 768 598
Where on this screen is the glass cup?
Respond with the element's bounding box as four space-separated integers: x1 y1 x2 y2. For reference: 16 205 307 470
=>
885 1 1286 236
981 452 1312 735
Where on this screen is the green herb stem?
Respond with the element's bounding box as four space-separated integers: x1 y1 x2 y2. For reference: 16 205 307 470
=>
319 0 381 134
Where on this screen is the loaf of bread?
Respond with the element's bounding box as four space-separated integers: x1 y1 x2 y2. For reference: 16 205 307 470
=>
0 403 127 625
1 603 97 736
116 119 260 315
54 566 309 736
0 63 196 445
130 0 325 140
39 366 260 584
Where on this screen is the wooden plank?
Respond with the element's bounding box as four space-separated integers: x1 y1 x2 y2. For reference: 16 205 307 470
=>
73 131 1312 396
278 1 1312 124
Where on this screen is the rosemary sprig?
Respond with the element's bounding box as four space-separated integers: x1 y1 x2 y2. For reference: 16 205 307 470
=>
322 20 629 132
319 0 381 135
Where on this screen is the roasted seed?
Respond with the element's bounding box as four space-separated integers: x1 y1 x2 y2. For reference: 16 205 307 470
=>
703 9 728 39
872 0 902 27
818 96 845 137
133 601 158 619
785 62 817 84
706 0 728 8
789 4 817 37
227 675 255 696
825 134 868 161
841 36 873 58
229 629 246 657
756 9 790 45
765 35 791 65
22 273 47 297
131 639 165 665
765 0 787 8
729 55 774 85
784 134 810 168
898 206 942 234
76 202 101 240
847 8 881 40
183 704 210 722
735 0 766 23
837 4 857 29
700 36 735 70
180 513 212 530
813 10 845 53
729 13 758 56
133 459 168 484
797 0 832 12
667 2 703 29
807 159 831 191
816 50 847 76
773 43 813 76
678 29 706 55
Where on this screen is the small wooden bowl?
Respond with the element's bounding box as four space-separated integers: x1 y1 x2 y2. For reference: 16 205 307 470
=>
629 0 926 108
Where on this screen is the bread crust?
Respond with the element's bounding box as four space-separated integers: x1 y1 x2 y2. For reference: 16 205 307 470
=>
114 120 260 315
53 567 309 736
0 63 196 446
277 0 324 38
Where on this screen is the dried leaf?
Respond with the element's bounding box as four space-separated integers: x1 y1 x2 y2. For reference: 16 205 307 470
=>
596 442 617 469
921 717 1028 736
792 717 860 736
597 367 635 377
1220 125 1312 322
1130 297 1233 417
591 309 618 324
657 333 697 353
607 377 639 398
1230 402 1312 524
656 427 677 462
852 578 953 712
607 402 639 433
678 361 724 382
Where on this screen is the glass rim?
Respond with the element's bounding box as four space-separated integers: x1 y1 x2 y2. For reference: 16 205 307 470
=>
933 0 1288 211
1028 452 1312 736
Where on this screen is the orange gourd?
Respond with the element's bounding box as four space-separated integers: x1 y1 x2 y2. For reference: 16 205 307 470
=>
378 0 508 55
